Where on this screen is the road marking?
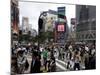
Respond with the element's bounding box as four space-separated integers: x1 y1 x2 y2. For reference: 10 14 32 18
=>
56 59 67 65
56 62 66 70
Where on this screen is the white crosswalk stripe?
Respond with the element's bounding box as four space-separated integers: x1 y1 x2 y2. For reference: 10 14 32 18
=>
56 59 67 65
56 59 68 71
56 62 66 71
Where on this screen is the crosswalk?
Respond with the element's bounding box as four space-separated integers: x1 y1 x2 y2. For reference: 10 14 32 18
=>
24 54 68 73
24 54 85 73
56 59 85 71
56 62 66 71
56 59 66 65
56 59 67 71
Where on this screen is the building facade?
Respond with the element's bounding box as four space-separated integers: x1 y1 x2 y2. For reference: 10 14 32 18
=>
11 0 19 45
40 10 57 32
22 17 29 34
55 7 69 45
39 10 58 44
39 8 69 45
76 5 96 44
46 10 58 32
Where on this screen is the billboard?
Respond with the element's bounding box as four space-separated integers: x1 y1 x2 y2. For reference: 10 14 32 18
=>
57 25 65 32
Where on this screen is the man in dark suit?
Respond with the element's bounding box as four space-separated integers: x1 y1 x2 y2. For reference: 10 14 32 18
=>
30 49 41 73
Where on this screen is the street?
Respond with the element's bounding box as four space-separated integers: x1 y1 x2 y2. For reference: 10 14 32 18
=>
24 52 86 74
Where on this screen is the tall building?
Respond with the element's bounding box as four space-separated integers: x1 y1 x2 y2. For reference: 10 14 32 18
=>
40 10 57 32
29 24 32 31
55 7 69 45
11 0 19 45
39 8 69 45
46 10 58 32
22 17 29 34
11 0 19 34
76 5 96 44
39 10 58 44
58 7 66 22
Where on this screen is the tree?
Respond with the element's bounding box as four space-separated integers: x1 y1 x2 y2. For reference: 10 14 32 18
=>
38 31 54 44
18 30 32 43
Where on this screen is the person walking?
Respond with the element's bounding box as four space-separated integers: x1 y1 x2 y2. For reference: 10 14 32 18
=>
30 50 41 73
74 51 81 70
17 49 27 74
46 48 51 72
42 48 48 71
84 51 89 70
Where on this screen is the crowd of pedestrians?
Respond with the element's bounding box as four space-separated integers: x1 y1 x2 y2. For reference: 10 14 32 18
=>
11 43 56 74
11 42 96 74
59 43 96 71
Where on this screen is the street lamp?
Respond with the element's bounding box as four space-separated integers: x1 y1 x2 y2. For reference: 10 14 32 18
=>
38 12 47 49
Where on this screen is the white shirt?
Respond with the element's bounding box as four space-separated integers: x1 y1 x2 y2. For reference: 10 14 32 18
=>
85 46 89 52
91 49 95 55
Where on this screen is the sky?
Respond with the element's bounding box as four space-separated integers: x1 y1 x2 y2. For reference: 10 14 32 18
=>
19 1 76 32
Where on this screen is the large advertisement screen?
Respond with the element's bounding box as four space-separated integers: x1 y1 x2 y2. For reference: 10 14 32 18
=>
57 25 65 32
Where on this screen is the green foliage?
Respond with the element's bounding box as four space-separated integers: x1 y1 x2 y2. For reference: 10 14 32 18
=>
18 30 54 44
38 31 54 44
18 31 31 43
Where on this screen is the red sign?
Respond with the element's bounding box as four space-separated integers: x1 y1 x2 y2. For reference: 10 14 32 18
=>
57 25 64 31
